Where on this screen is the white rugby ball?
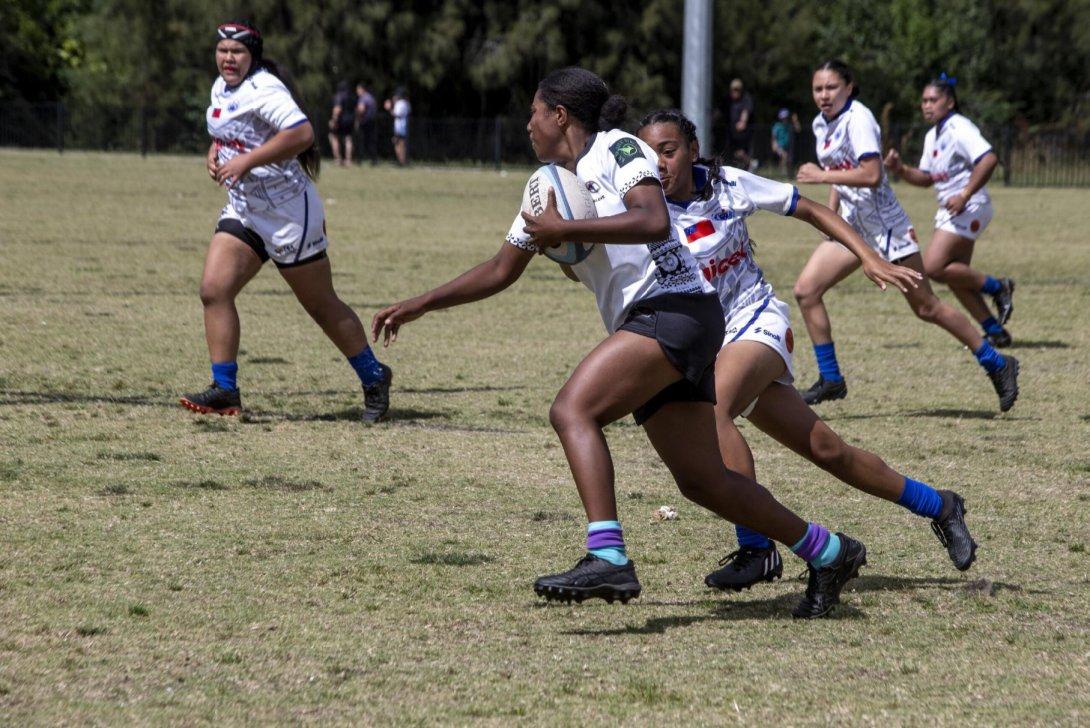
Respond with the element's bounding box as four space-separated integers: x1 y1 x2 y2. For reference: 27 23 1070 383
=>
521 164 597 265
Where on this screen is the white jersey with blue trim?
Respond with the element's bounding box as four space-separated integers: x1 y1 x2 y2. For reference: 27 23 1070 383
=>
919 112 992 206
207 68 311 212
812 99 912 234
506 129 711 333
667 165 797 315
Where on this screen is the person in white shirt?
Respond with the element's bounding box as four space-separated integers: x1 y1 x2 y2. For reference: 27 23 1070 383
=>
885 74 1014 347
793 60 1018 411
180 21 392 423
638 109 977 592
373 67 868 618
384 87 410 166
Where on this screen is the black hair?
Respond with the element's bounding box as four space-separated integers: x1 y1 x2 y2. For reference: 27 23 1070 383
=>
636 108 723 201
814 59 861 99
925 74 960 111
537 67 628 132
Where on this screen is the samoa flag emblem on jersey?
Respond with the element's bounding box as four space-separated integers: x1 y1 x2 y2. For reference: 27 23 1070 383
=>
212 108 222 118
684 219 716 244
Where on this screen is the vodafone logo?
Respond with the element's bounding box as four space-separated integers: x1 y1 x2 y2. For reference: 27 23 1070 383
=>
699 248 748 282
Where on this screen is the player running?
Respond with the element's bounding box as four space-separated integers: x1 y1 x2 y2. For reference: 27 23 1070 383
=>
637 109 978 591
374 68 873 618
793 60 1018 411
884 73 1014 347
180 20 392 422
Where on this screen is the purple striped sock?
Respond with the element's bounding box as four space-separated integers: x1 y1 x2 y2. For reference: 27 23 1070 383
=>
790 523 830 562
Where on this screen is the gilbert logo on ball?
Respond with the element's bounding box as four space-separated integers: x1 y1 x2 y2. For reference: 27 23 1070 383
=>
521 164 597 265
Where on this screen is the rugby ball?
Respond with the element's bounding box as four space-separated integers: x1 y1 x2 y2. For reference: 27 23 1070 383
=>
521 164 597 265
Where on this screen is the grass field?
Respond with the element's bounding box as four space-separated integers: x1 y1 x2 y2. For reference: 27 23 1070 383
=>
1 149 1088 724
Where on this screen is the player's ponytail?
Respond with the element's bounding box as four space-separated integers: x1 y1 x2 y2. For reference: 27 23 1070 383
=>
260 58 321 181
637 108 723 201
538 67 628 132
815 59 861 99
926 72 960 111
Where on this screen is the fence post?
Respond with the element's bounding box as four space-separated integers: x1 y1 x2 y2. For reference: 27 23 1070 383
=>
492 117 502 170
56 102 65 154
140 104 149 157
1002 124 1012 186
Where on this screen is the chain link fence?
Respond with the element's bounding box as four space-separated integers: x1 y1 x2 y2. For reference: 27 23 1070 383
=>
3 100 1089 186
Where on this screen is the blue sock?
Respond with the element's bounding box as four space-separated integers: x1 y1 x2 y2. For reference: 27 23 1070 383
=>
587 520 629 565
790 523 842 568
897 476 943 519
981 316 1004 336
211 361 238 391
813 342 844 382
736 524 773 550
981 275 1002 295
347 346 386 386
974 341 1006 375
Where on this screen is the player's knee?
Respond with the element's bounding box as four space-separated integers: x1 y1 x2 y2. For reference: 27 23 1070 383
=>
199 280 230 308
548 396 577 434
923 258 947 281
912 296 942 323
810 430 849 471
793 279 819 307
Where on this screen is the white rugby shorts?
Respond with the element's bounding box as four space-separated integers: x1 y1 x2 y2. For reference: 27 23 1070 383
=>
837 216 919 263
217 183 328 267
935 199 993 241
722 294 795 392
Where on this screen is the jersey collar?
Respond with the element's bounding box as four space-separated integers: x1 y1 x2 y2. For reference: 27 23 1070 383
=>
935 110 957 136
575 133 597 165
822 98 853 123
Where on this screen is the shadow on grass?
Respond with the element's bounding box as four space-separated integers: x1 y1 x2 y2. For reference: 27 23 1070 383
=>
1006 339 1070 350
827 408 1039 422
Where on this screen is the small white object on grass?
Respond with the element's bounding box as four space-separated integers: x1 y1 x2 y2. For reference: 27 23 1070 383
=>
653 505 678 521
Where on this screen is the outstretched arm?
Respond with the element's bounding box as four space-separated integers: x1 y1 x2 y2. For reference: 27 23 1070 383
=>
797 156 882 187
943 151 997 213
371 243 534 346
883 148 933 187
793 197 921 293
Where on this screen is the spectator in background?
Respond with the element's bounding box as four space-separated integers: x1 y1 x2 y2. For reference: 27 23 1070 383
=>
355 83 378 166
384 87 410 166
771 108 802 176
328 80 356 165
726 78 756 170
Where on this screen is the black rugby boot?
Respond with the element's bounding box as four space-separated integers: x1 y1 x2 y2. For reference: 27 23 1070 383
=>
992 277 1015 325
534 554 642 604
705 545 783 592
361 363 393 423
792 534 867 619
800 376 847 405
987 355 1019 412
985 328 1012 348
931 490 977 571
179 383 242 416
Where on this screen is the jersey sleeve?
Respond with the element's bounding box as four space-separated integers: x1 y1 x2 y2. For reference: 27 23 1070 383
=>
918 132 934 173
957 119 993 164
252 77 309 131
504 211 536 252
846 109 881 162
731 168 800 216
605 134 660 200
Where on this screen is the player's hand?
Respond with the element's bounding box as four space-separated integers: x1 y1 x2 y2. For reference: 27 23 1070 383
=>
214 154 254 188
796 163 826 184
206 154 219 181
861 257 922 293
521 189 567 248
944 191 968 215
371 299 426 347
884 149 903 173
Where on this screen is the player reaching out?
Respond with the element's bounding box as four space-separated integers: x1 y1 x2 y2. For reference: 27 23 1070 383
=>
180 20 392 422
637 109 977 592
885 73 1014 347
374 67 875 618
792 60 1018 411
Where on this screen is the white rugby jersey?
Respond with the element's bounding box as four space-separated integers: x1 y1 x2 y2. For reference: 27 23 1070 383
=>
207 68 311 212
813 100 912 234
668 165 797 315
507 129 711 333
919 112 993 206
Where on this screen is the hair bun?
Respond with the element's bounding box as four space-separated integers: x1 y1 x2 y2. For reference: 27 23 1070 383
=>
598 94 628 131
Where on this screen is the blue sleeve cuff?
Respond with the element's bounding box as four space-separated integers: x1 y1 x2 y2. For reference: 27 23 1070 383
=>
857 151 880 162
285 117 310 129
973 148 994 164
786 187 800 216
